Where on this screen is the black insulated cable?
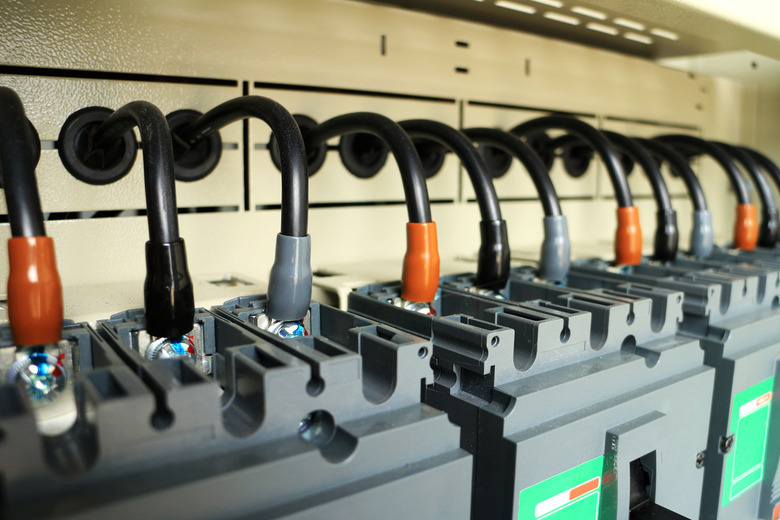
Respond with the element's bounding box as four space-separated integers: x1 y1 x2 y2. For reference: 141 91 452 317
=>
551 131 679 261
463 127 570 281
93 102 180 243
0 87 46 237
0 87 63 347
634 137 713 257
399 119 509 288
174 96 309 237
714 142 779 247
400 120 501 223
654 135 751 205
306 113 440 303
603 131 672 213
463 128 562 217
743 147 780 196
655 134 759 251
604 130 677 261
307 112 432 223
78 101 194 338
510 116 633 208
171 95 311 321
634 138 708 211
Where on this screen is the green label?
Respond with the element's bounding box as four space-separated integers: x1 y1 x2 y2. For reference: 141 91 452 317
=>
722 377 774 507
518 456 604 520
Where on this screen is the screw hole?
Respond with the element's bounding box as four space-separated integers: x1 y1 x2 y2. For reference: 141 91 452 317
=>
559 327 571 342
773 296 779 309
626 311 635 325
675 295 682 304
306 377 325 396
490 336 499 347
298 410 336 447
418 346 429 359
151 408 174 430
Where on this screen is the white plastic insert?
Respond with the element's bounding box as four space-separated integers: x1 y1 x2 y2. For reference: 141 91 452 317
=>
624 32 653 44
544 11 580 25
586 22 618 35
570 6 607 20
614 17 646 31
495 0 536 14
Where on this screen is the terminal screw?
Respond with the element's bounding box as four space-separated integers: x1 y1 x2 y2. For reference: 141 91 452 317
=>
464 286 506 300
719 435 734 454
6 347 68 404
391 297 435 315
146 336 196 361
696 451 706 468
253 311 307 338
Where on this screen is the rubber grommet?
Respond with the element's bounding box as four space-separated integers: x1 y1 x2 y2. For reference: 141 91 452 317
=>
58 106 137 185
167 109 222 182
561 143 595 178
524 132 555 171
270 114 325 177
413 138 447 179
477 144 512 179
338 132 388 179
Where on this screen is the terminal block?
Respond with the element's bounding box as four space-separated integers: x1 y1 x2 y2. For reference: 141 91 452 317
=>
100 308 213 374
349 281 714 519
567 259 779 334
209 295 474 518
563 258 780 519
2 306 471 519
442 269 684 350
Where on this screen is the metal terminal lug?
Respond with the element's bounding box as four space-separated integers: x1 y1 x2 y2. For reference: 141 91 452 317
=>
146 336 197 360
251 310 308 338
463 286 506 300
531 276 565 287
390 297 436 315
132 322 211 374
3 340 74 406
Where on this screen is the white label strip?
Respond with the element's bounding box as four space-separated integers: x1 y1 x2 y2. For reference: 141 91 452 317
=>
534 477 600 518
739 391 772 418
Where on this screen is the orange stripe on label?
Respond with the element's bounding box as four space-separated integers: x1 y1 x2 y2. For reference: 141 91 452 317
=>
772 503 779 520
569 477 600 501
757 392 772 407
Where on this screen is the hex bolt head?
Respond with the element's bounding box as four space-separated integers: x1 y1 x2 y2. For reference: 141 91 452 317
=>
720 435 735 454
696 451 706 468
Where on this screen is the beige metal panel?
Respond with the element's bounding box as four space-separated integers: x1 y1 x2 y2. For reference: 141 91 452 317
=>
368 0 780 60
0 0 468 100
462 105 599 200
0 75 242 214
599 119 699 197
250 87 460 206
